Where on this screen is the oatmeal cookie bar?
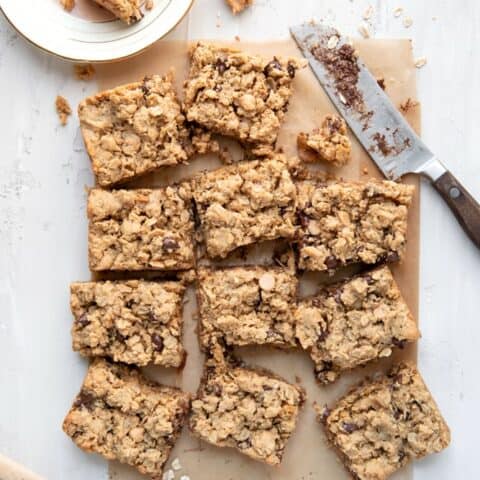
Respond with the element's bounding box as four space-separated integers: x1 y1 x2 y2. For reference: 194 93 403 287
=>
70 280 185 367
295 266 419 383
184 43 305 150
297 114 351 166
197 266 298 349
192 155 297 259
297 180 414 272
92 0 143 24
189 360 305 465
62 358 190 477
88 187 195 271
319 362 450 480
79 75 188 187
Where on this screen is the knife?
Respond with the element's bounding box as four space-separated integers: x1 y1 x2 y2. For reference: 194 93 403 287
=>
290 23 480 249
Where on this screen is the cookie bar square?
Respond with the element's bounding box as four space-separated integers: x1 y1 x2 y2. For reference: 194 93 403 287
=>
79 75 188 187
197 266 298 349
295 266 419 383
191 156 297 258
189 363 305 465
320 363 450 480
92 0 143 24
297 180 414 271
88 187 195 271
70 280 186 367
62 359 190 477
184 42 304 149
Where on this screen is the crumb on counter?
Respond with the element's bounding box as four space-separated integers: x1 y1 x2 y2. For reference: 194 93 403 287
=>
74 64 96 81
358 23 370 38
55 95 72 126
145 0 154 10
393 6 403 17
403 16 413 28
60 0 75 11
414 56 427 68
225 0 253 15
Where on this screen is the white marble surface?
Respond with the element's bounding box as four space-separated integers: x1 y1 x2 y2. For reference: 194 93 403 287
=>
0 0 479 478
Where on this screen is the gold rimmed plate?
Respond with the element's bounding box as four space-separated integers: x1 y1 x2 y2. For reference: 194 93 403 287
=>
0 0 194 62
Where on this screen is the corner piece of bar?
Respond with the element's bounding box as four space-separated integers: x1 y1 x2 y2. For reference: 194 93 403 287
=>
319 362 450 480
295 266 419 383
62 358 191 477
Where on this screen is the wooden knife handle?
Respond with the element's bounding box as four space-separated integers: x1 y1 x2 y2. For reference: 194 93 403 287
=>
433 170 480 248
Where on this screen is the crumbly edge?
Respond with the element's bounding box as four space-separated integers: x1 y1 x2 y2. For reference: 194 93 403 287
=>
70 279 186 367
93 0 143 24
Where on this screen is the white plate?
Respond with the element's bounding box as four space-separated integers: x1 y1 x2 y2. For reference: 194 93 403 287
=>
0 0 194 62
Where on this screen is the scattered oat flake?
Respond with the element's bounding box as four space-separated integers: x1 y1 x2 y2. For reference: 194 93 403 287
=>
414 56 427 68
162 470 174 480
234 35 240 41
171 458 182 471
145 0 154 9
393 7 403 17
358 24 370 38
403 16 413 28
74 63 95 81
363 5 374 20
327 35 339 49
60 0 75 11
55 95 71 126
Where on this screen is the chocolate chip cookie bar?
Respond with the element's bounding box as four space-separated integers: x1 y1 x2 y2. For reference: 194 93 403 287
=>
319 363 450 480
79 75 188 187
88 187 195 271
295 266 419 383
297 180 414 272
70 280 185 367
184 43 305 151
92 0 143 24
192 156 297 259
189 361 305 465
197 266 298 350
297 114 351 166
63 358 190 477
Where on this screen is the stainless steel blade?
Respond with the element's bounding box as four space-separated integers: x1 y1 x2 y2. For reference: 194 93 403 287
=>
290 23 446 181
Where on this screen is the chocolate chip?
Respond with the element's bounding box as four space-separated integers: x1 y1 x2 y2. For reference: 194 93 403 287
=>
318 325 329 342
392 337 406 349
74 390 96 410
342 422 358 434
125 299 134 308
364 274 375 285
385 251 400 263
151 334 164 352
108 327 124 342
263 57 282 76
393 407 403 420
76 313 90 327
287 62 296 78
239 439 252 449
215 58 228 74
162 237 179 252
319 360 333 372
325 256 339 270
398 450 407 463
297 211 310 229
320 405 331 423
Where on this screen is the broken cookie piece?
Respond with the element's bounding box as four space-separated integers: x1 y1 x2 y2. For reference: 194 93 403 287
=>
63 358 190 478
190 358 305 465
197 266 298 350
56 95 72 126
225 0 253 15
297 114 351 167
295 266 420 383
320 362 450 480
79 75 189 187
70 279 186 367
297 179 414 272
92 0 143 24
184 42 305 152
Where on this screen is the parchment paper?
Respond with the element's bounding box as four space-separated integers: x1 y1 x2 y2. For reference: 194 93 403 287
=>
94 38 421 480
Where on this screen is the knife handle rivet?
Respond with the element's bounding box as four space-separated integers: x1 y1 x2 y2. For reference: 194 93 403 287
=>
449 186 461 199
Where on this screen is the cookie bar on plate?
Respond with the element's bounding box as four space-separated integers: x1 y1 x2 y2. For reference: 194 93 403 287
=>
295 266 419 384
184 42 305 151
319 363 450 480
189 356 305 465
297 180 414 272
63 358 190 478
79 75 188 187
197 266 298 350
92 0 143 24
70 280 186 367
191 155 297 259
88 186 195 271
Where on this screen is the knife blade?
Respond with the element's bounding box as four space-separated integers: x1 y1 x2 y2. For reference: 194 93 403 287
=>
290 22 480 249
